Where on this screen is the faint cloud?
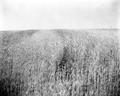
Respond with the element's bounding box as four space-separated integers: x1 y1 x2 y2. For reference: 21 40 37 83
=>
0 0 11 15
111 0 120 28
0 0 119 30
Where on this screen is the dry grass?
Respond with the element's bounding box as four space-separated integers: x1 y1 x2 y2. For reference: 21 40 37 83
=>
0 29 120 96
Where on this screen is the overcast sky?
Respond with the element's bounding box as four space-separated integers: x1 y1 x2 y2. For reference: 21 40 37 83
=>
0 0 119 30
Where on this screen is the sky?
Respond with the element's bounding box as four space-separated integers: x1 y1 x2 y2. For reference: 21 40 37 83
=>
0 0 120 30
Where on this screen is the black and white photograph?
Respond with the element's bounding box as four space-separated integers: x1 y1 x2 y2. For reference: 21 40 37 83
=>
0 0 120 96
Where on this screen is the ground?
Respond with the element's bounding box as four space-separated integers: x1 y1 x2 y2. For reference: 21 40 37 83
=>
0 29 120 96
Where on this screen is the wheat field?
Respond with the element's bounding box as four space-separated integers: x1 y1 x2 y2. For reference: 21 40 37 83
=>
0 29 120 96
